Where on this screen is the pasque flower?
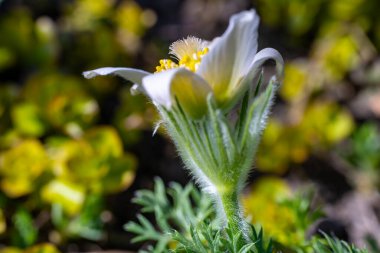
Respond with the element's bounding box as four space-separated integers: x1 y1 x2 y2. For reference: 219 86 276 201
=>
84 9 283 240
83 10 283 118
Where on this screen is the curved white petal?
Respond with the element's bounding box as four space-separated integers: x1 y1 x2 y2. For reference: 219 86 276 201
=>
235 48 283 103
83 67 150 85
142 68 212 118
196 10 259 107
247 48 284 81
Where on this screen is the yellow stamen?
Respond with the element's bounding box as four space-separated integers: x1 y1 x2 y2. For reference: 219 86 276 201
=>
155 37 209 73
155 59 178 72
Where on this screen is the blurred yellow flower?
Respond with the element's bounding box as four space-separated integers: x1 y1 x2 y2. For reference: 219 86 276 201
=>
0 244 61 253
41 179 85 216
0 140 47 197
43 127 136 214
280 63 308 102
243 178 304 246
257 102 354 173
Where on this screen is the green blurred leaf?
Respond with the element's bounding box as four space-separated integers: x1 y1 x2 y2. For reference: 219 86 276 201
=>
312 232 368 253
66 194 104 240
11 103 46 137
0 85 18 134
0 208 6 234
342 122 380 172
22 73 98 133
114 87 156 146
11 209 37 248
0 8 57 68
102 153 136 193
0 47 15 69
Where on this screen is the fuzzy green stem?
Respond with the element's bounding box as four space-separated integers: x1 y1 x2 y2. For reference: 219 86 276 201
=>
219 189 250 242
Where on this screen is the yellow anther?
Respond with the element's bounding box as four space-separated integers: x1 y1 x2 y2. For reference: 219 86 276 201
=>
155 59 179 73
155 37 209 73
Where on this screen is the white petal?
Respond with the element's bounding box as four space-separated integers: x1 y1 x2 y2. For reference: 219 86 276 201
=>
247 48 284 82
142 68 212 118
83 67 150 85
196 10 259 106
236 48 284 96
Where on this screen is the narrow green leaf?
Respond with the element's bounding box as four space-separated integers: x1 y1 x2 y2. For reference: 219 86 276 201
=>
207 96 228 174
253 70 264 98
236 91 250 141
238 243 255 253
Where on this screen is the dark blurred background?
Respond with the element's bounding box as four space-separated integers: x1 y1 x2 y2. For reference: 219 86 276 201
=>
0 0 379 252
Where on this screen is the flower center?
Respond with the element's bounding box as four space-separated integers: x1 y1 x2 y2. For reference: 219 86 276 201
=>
155 36 209 73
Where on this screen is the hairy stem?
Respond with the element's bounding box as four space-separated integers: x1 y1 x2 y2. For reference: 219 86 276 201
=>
219 189 250 241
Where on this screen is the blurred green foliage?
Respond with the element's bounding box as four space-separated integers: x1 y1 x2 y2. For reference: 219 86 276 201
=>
0 243 60 253
128 179 366 253
340 122 380 189
312 233 369 253
0 0 156 250
257 103 354 173
254 0 380 249
343 123 380 173
242 177 322 251
256 0 380 46
255 0 378 178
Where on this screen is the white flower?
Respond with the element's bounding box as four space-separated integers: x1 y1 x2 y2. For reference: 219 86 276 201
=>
83 10 283 118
